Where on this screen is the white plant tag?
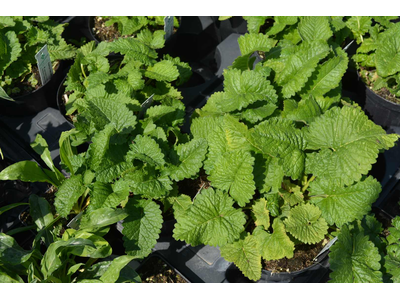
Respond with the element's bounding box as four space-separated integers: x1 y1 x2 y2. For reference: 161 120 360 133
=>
164 16 174 41
139 93 155 118
35 45 53 85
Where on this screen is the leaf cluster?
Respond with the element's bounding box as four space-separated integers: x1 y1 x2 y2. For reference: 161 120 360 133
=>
0 16 77 100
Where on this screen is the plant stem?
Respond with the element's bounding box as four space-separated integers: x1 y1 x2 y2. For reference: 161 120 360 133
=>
244 218 253 229
302 175 316 193
80 64 87 79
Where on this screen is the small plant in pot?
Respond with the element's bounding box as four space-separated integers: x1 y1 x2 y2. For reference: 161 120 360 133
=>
60 38 191 125
169 27 399 281
91 16 179 43
0 16 76 102
352 20 400 127
0 194 140 283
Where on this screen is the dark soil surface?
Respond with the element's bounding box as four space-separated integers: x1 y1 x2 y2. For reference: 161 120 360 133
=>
262 239 326 273
360 68 400 104
138 256 187 283
93 17 123 42
177 169 210 199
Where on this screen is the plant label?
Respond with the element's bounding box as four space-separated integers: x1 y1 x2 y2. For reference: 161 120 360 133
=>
164 16 174 42
139 93 155 118
35 45 53 86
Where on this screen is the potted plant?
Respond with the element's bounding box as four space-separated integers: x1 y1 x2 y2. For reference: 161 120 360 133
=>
0 194 140 283
58 39 192 125
0 16 76 116
169 27 399 281
352 19 400 128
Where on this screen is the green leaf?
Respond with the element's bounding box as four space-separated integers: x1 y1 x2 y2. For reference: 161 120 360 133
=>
67 231 111 259
0 161 60 187
0 233 33 265
252 198 270 229
122 199 163 258
249 118 306 180
166 138 208 181
145 60 179 82
376 24 400 77
282 96 322 124
238 33 276 56
124 167 173 199
0 202 29 216
99 255 135 283
86 98 137 134
329 224 382 283
54 174 86 218
0 31 22 76
266 40 330 98
385 216 400 282
0 270 23 283
283 203 328 244
137 29 165 49
298 16 332 41
242 16 268 34
220 234 261 281
108 37 157 65
0 86 13 101
309 176 381 227
29 195 53 245
217 68 278 112
166 194 192 218
209 150 255 207
87 124 115 172
301 48 349 98
173 188 246 247
80 208 128 231
239 102 277 124
163 54 192 86
31 134 65 183
127 135 165 167
345 16 372 44
304 106 399 185
41 238 95 279
253 219 294 261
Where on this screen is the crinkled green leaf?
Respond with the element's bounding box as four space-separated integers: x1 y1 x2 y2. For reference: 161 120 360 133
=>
209 150 255 207
243 16 268 34
220 234 261 281
122 199 163 258
298 16 333 41
127 135 165 167
54 174 86 218
253 218 295 261
144 60 179 82
266 40 330 98
238 33 276 56
282 96 322 124
385 216 400 282
218 68 278 112
301 48 348 98
305 106 399 185
345 16 372 44
329 224 382 283
309 176 381 227
108 37 157 65
166 138 207 181
173 188 246 247
252 198 270 229
376 24 400 77
283 203 328 244
249 118 306 180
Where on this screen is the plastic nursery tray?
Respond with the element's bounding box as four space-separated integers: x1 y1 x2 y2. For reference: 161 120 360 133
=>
116 220 231 283
0 107 74 171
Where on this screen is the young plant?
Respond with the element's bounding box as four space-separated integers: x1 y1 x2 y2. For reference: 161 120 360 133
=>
329 214 400 283
63 39 191 123
353 21 400 103
93 16 179 42
0 195 138 283
0 80 207 261
0 16 76 100
171 41 399 280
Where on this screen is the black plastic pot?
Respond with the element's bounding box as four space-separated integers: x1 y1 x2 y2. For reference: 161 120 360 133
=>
225 247 331 283
361 82 400 129
0 61 68 117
